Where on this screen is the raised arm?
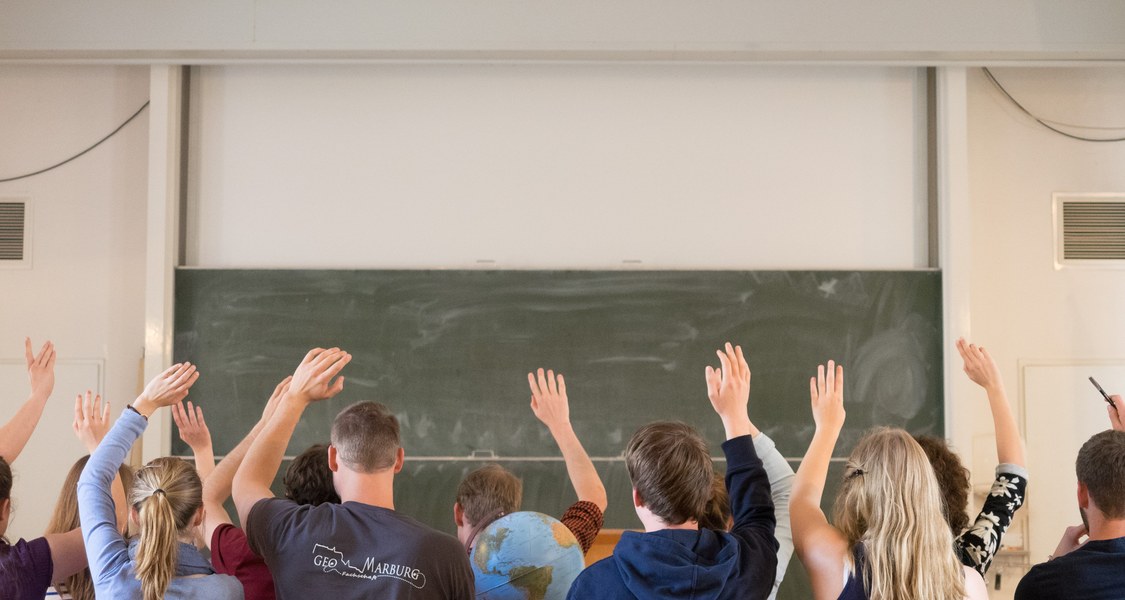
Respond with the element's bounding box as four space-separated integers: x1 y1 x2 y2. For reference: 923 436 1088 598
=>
78 363 198 586
790 361 850 600
957 338 1024 467
173 401 215 480
706 343 777 598
233 348 350 527
528 369 607 511
201 376 290 545
0 338 56 463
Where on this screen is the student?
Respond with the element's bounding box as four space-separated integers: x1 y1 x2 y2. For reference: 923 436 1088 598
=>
77 362 243 600
188 377 340 600
454 368 606 555
232 348 473 600
790 360 988 600
696 430 795 600
1013 409 1125 599
567 343 778 600
46 392 133 600
915 338 1028 576
0 339 88 600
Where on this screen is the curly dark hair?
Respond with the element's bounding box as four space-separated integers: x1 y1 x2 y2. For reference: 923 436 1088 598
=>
914 435 971 535
283 444 340 506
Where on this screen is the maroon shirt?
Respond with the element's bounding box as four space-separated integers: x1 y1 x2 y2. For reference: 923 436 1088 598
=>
211 523 276 600
0 537 53 600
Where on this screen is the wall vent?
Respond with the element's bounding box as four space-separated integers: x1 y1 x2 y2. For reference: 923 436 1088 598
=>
1055 194 1125 268
0 199 30 268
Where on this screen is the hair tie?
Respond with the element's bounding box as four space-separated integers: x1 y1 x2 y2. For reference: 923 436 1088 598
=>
152 488 166 496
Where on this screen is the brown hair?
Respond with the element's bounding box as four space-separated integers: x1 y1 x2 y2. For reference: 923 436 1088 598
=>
914 435 971 535
131 457 203 600
1076 430 1125 519
698 471 732 531
455 464 522 526
284 444 340 506
330 402 401 473
0 456 11 543
46 455 134 600
625 421 712 525
834 428 966 600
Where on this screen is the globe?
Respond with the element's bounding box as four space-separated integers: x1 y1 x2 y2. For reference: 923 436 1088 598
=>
470 511 586 600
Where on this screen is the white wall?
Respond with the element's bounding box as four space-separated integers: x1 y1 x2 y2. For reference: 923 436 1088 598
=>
187 64 928 269
0 65 150 541
966 65 1125 596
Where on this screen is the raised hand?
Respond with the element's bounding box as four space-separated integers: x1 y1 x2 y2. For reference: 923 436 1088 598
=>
529 369 570 431
705 343 751 418
173 401 212 453
810 360 845 433
286 348 351 405
25 337 56 400
73 390 111 452
706 343 755 439
957 338 1002 392
133 363 200 417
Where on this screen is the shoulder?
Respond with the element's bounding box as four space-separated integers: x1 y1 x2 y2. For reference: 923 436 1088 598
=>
962 566 988 599
571 555 622 590
2 536 52 568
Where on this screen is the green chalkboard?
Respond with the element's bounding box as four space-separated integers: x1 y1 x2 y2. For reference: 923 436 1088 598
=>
173 269 942 595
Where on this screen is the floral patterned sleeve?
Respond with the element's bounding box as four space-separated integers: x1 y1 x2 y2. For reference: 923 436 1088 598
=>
954 464 1029 576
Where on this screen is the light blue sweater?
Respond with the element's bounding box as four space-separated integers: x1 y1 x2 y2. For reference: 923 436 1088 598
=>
77 408 243 599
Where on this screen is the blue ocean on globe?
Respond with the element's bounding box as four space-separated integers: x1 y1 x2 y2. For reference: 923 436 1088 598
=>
470 511 586 600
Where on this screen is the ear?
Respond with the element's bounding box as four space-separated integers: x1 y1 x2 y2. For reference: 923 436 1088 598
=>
454 502 465 527
130 506 140 529
393 447 405 474
327 445 339 473
1078 481 1090 510
632 487 644 509
192 505 205 528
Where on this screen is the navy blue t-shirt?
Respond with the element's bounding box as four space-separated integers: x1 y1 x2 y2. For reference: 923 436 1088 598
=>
1014 537 1125 600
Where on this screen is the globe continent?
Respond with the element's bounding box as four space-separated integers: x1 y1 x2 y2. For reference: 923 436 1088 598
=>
470 511 586 600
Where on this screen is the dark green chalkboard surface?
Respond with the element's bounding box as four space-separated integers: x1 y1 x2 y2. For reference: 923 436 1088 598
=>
174 269 942 595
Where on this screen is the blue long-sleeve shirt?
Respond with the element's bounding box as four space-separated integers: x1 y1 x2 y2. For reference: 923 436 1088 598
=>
77 408 243 599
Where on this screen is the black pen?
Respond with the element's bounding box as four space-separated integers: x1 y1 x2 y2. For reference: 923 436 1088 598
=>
1089 376 1116 408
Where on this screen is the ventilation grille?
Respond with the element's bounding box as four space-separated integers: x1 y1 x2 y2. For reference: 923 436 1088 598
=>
1056 195 1125 267
0 201 26 261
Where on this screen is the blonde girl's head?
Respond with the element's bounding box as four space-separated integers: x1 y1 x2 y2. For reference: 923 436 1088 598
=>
832 427 966 600
130 457 203 600
47 455 134 600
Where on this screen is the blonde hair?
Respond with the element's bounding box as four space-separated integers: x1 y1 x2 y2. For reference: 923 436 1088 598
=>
832 428 966 600
47 455 134 600
130 457 203 600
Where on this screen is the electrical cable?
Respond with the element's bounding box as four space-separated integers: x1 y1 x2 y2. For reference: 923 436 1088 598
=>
982 68 1125 143
0 100 150 183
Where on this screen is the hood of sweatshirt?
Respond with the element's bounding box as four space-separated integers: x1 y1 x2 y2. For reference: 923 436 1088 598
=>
613 528 745 600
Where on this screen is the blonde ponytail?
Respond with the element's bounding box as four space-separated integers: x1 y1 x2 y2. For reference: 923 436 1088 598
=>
130 458 203 600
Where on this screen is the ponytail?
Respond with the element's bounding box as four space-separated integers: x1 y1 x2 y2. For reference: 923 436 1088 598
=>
135 490 178 600
130 458 203 600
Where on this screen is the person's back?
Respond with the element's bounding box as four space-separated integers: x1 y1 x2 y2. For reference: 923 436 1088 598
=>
232 349 473 600
1014 428 1125 600
78 364 242 600
568 343 778 600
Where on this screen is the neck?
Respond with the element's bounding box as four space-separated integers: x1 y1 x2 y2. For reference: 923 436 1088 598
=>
1087 516 1125 541
637 510 698 533
335 470 396 509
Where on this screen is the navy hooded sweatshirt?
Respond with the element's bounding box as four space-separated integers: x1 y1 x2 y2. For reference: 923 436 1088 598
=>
567 434 778 600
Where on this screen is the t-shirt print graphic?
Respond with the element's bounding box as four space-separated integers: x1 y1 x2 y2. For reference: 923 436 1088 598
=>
311 544 428 589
